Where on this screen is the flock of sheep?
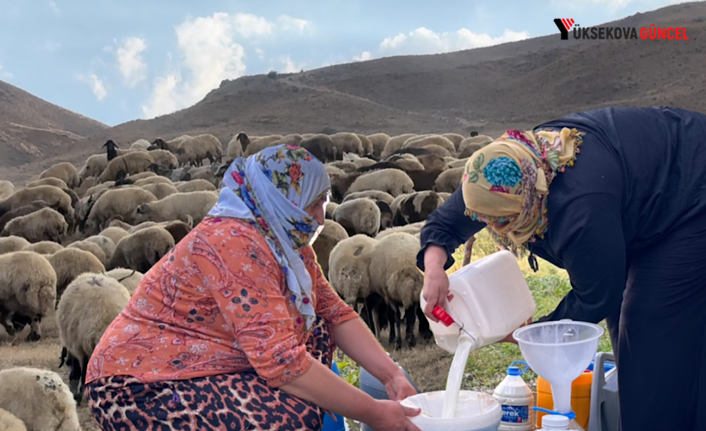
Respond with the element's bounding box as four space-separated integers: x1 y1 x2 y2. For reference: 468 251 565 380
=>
0 129 493 430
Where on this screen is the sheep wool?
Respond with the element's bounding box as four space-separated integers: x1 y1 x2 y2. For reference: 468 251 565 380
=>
67 240 107 266
84 187 157 235
0 407 27 431
105 268 144 294
1 207 68 244
347 168 415 198
366 133 391 157
97 151 156 183
47 248 105 298
0 181 14 201
39 162 80 189
0 251 57 341
433 166 464 193
380 133 417 159
328 234 378 307
140 182 179 200
311 219 349 280
22 241 64 255
57 273 131 403
0 236 31 256
332 198 381 237
108 226 175 273
131 190 219 225
0 367 81 431
175 179 216 193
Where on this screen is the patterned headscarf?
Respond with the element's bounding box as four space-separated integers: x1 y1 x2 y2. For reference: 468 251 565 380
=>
462 127 585 255
208 144 331 330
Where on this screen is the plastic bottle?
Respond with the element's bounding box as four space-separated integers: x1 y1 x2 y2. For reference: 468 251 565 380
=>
492 360 534 431
538 414 570 430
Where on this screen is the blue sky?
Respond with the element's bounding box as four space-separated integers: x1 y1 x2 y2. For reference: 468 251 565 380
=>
0 0 692 126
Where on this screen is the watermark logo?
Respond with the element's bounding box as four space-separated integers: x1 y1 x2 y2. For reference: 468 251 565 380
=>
553 19 575 40
553 18 689 40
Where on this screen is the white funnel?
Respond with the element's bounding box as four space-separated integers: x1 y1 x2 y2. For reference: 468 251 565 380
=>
513 321 604 415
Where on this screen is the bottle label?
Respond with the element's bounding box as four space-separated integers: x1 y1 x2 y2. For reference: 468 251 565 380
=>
501 404 529 423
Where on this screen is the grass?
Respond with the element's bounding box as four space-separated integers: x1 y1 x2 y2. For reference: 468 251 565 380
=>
338 227 613 400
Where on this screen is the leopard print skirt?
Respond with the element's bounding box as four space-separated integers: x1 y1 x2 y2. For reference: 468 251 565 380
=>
86 317 336 431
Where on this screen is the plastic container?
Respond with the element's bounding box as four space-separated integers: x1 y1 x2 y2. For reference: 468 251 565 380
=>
420 250 536 354
538 415 570 430
536 359 616 429
400 390 503 431
587 352 619 431
493 361 534 431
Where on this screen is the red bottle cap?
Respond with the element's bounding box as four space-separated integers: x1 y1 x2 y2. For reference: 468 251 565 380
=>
432 305 455 327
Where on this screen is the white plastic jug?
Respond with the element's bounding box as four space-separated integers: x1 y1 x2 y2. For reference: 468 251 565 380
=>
400 390 502 431
420 250 536 354
493 361 535 431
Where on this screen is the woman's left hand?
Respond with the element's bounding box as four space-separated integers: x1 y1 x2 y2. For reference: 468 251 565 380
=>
384 372 418 401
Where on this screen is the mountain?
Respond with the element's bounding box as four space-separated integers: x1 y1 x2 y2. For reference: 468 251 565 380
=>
2 1 706 185
0 80 108 172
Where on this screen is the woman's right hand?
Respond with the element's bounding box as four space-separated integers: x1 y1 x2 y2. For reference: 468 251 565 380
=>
422 264 450 322
365 400 423 431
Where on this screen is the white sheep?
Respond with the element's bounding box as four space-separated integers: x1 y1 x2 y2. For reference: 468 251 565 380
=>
105 268 144 294
0 251 56 341
108 226 175 273
57 273 131 404
175 179 217 193
1 207 68 244
0 186 73 223
375 221 426 239
22 241 64 255
346 168 415 198
84 187 157 235
403 134 456 155
39 162 80 189
367 133 391 157
46 248 105 299
67 240 107 266
0 236 31 255
130 138 152 150
227 133 244 158
331 132 364 156
84 235 116 263
78 153 108 183
332 198 381 237
98 226 129 245
175 134 223 167
0 181 14 200
369 232 430 348
26 177 69 189
0 407 27 431
311 219 349 279
148 149 179 174
442 133 465 151
0 367 81 431
433 166 464 193
392 191 445 226
131 190 219 225
97 152 155 183
380 133 417 159
243 135 285 157
328 234 378 332
140 182 179 200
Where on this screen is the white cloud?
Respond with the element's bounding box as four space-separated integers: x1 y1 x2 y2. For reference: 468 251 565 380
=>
279 56 304 73
142 12 309 118
379 27 529 56
80 73 107 101
353 51 372 62
49 1 60 14
141 13 247 118
232 13 274 38
277 15 310 33
116 36 148 88
255 47 265 59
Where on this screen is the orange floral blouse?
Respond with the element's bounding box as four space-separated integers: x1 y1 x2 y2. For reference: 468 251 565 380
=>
86 216 359 388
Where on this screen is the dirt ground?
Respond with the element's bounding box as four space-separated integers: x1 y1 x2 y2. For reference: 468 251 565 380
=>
0 309 451 431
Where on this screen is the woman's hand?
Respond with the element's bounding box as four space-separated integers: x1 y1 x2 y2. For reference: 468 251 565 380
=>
383 371 418 401
365 400 422 431
422 264 450 322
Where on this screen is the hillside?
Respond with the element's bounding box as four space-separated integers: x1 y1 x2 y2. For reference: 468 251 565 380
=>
2 1 706 184
0 80 108 171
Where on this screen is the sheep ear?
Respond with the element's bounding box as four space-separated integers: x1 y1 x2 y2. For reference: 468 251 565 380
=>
137 204 151 214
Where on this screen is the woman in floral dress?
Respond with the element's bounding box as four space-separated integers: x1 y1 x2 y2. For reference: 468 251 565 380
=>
85 144 422 431
417 106 706 431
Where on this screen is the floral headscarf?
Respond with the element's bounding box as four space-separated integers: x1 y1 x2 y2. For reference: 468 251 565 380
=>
208 144 331 330
462 127 585 255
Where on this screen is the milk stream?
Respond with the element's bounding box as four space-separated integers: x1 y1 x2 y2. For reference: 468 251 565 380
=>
441 335 475 418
